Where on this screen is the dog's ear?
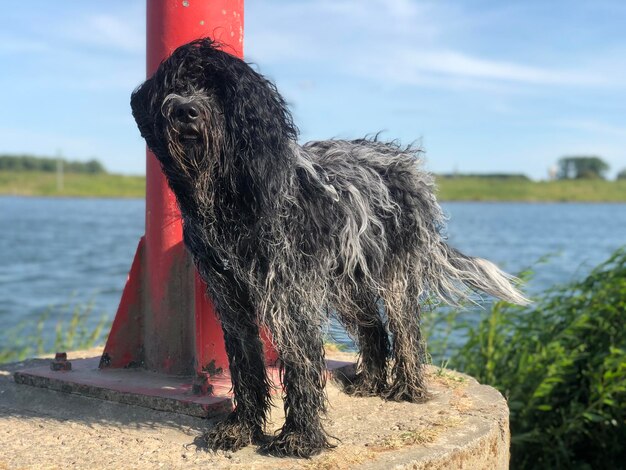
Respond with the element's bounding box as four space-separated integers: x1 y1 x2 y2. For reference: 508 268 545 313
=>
207 49 299 210
130 78 160 153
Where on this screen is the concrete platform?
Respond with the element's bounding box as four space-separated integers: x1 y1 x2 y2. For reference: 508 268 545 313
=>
12 355 355 418
0 348 510 469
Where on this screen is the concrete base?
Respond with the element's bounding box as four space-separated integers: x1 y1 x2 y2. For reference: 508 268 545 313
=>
1 349 509 469
13 355 355 418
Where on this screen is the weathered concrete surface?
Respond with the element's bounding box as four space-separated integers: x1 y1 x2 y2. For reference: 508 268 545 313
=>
0 349 509 469
12 355 355 419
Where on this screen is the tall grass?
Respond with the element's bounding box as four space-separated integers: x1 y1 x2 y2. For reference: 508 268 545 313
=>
0 299 110 363
430 248 626 469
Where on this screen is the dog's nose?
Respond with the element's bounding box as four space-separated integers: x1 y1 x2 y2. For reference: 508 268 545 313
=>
174 102 200 123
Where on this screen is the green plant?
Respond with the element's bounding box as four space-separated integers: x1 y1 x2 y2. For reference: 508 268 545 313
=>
0 298 110 364
447 248 626 469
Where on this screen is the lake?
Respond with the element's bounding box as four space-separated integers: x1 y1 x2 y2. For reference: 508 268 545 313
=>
1 196 625 350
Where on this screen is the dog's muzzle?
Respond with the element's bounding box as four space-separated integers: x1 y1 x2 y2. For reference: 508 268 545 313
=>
169 97 202 141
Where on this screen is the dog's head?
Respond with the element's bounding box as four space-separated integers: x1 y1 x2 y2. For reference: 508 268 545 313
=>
131 38 298 204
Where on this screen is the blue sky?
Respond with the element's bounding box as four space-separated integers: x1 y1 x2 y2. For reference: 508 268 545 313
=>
1 1 625 179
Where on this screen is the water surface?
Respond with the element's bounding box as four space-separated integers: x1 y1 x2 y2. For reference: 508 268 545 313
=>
1 197 624 349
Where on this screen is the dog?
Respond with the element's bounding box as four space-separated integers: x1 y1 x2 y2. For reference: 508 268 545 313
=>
130 38 528 458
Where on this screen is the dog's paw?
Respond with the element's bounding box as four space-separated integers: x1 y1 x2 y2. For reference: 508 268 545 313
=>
343 373 386 398
383 381 430 403
259 426 333 458
202 414 263 452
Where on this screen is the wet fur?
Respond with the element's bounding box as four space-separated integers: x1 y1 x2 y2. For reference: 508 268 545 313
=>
131 38 528 458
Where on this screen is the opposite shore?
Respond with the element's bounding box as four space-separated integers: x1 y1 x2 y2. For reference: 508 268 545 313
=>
1 171 626 202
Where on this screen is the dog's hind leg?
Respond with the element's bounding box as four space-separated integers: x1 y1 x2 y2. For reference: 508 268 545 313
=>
202 283 271 452
260 307 333 458
383 272 429 402
340 294 390 397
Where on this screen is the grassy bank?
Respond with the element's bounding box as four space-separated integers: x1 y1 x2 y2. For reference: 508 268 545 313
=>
436 176 626 202
1 171 626 201
0 171 144 198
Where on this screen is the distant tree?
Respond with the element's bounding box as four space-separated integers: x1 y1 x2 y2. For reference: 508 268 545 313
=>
83 159 106 174
0 155 107 174
557 156 609 180
40 159 56 172
617 169 626 180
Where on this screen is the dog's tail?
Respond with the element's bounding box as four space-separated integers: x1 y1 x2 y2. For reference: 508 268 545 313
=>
429 242 531 306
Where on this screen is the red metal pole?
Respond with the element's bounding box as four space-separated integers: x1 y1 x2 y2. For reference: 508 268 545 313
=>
143 1 244 374
102 0 277 377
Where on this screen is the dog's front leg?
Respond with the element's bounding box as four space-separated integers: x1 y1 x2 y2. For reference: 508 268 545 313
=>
261 314 333 458
202 287 271 452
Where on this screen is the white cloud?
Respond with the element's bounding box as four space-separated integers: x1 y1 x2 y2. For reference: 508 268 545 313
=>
408 50 602 85
247 0 616 92
245 0 442 65
353 48 608 90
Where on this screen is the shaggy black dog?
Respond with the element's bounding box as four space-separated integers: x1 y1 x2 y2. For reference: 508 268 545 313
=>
131 38 528 458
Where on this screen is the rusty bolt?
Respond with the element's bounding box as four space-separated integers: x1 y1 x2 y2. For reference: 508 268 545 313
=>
98 352 112 368
50 352 72 371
